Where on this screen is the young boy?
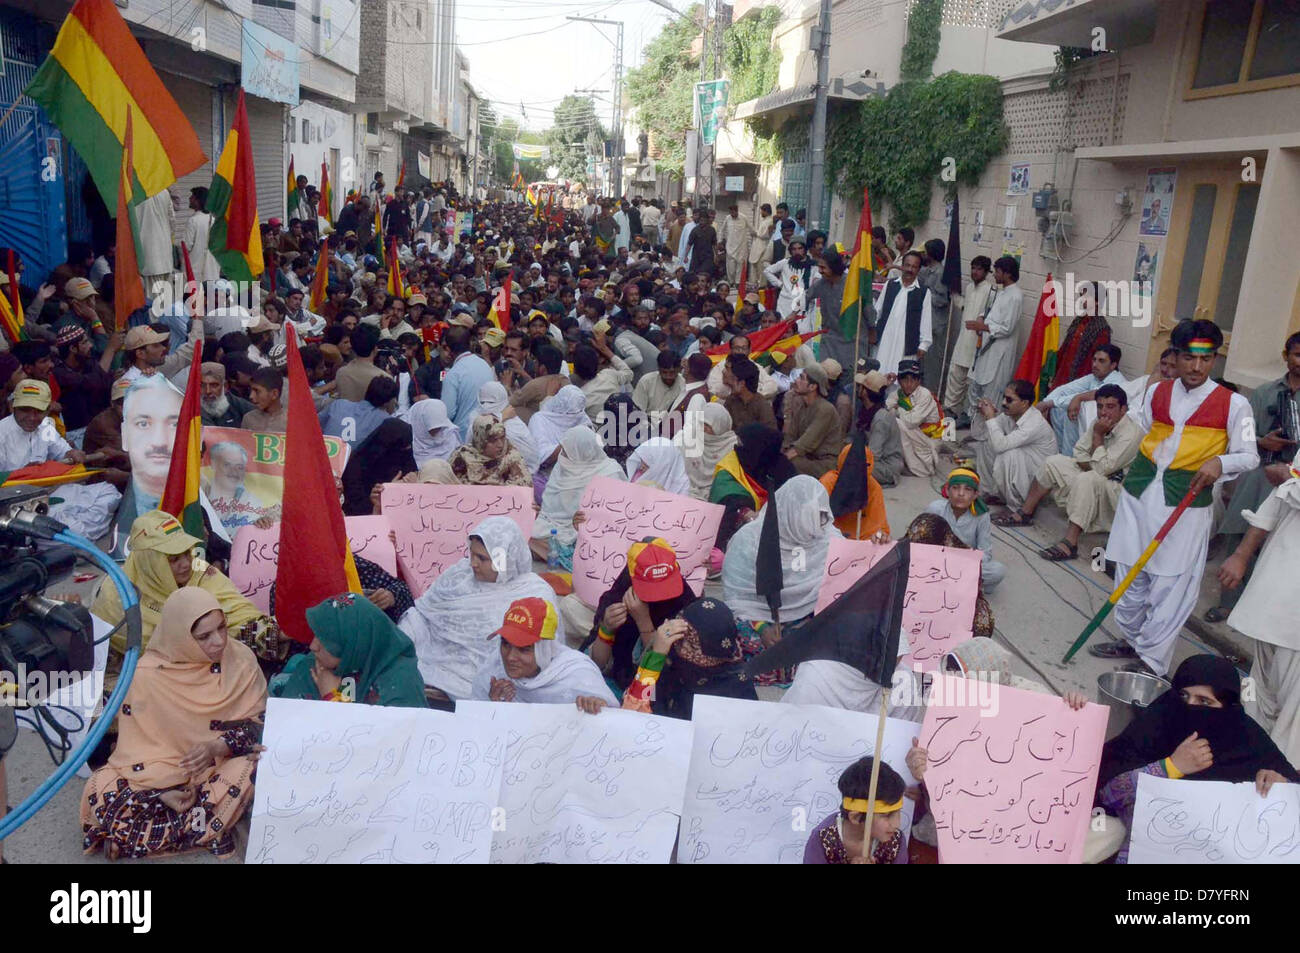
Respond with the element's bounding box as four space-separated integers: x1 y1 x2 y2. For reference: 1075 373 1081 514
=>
924 467 1006 591
804 755 918 864
887 358 942 475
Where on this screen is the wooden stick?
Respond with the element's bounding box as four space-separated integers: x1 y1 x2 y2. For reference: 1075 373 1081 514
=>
1062 486 1198 663
862 687 891 860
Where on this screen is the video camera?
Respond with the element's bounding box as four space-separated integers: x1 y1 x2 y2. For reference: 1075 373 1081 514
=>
0 486 96 743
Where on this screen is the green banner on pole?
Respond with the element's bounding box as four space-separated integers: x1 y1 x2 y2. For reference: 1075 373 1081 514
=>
695 79 730 146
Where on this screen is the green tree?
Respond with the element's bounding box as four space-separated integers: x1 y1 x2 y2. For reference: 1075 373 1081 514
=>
626 5 702 178
545 95 606 181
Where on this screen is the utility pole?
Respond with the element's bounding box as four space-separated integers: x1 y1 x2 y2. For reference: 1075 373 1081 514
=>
567 16 625 197
807 0 832 230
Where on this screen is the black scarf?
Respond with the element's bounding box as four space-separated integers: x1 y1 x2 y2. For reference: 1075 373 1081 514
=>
1098 655 1299 786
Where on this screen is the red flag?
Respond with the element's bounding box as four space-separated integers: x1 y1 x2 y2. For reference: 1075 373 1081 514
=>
179 241 203 317
159 339 205 540
309 236 330 312
734 261 747 319
318 160 332 221
1012 274 1061 401
396 160 406 189
274 325 363 644
705 317 799 363
114 108 146 331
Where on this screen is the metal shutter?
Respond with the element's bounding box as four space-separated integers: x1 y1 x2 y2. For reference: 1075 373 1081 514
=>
165 73 217 246
243 94 287 224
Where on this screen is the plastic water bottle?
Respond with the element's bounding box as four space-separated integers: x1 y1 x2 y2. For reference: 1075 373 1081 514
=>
546 528 561 571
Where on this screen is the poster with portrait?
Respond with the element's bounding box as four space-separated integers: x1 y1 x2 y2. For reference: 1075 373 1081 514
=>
108 375 184 560
1140 167 1176 237
971 207 985 244
200 427 350 534
1133 241 1160 302
1007 162 1031 196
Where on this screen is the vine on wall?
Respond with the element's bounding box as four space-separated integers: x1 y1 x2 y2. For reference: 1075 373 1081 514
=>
826 71 1010 230
900 0 943 83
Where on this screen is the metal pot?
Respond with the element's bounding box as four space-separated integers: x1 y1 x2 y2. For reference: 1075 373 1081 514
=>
1097 670 1171 741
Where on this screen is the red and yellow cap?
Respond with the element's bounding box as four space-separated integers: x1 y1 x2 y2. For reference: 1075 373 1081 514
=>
494 597 559 648
627 538 683 601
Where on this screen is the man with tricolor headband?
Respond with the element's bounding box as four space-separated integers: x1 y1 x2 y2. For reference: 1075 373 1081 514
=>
804 754 917 864
925 466 1005 591
1092 319 1257 676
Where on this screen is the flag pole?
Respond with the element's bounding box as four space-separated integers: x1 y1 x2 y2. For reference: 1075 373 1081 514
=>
862 688 891 861
1061 486 1198 663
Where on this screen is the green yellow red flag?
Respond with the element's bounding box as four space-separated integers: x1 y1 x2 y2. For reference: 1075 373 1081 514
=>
206 89 264 280
24 0 205 209
160 338 205 540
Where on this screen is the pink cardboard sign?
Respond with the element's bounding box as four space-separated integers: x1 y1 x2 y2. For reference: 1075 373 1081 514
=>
228 516 397 613
815 538 982 671
920 674 1109 864
379 483 535 595
572 477 723 606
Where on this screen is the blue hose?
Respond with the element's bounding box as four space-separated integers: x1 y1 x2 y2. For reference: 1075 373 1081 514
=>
0 530 140 841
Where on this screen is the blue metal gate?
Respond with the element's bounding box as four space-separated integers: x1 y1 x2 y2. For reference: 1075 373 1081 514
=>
0 10 68 285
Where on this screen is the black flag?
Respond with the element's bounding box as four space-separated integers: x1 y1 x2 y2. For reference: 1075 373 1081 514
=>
942 191 963 297
755 483 783 618
744 540 911 688
828 429 870 518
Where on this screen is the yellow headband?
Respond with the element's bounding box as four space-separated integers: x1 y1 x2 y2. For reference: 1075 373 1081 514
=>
842 796 904 814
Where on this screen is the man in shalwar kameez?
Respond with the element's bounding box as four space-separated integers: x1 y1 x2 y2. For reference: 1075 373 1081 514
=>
1091 320 1258 676
1220 448 1300 768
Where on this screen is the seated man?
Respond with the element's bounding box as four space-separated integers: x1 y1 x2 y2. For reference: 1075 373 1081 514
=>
781 361 845 477
632 350 683 429
886 358 941 476
723 357 777 431
924 467 1005 591
855 369 903 487
706 333 777 399
199 361 254 428
973 378 1057 509
1034 343 1126 454
993 384 1142 561
0 380 85 470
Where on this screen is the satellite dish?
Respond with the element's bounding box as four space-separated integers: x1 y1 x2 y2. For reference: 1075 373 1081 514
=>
546 165 560 179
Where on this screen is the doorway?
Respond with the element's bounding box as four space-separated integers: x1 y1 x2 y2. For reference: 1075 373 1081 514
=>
1148 161 1263 376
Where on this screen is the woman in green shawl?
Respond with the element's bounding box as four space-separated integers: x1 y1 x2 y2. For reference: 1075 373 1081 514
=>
270 593 427 707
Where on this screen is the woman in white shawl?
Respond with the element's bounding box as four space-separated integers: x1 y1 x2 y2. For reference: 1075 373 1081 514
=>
625 436 690 496
527 384 593 465
470 597 617 705
409 398 462 467
721 474 842 685
399 516 563 701
478 380 539 474
674 402 736 501
529 427 625 567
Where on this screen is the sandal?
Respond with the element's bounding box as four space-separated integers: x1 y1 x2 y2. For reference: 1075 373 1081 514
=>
1039 540 1078 561
1203 606 1232 623
992 509 1034 527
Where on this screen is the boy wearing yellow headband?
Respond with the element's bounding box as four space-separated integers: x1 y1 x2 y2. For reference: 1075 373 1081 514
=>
803 755 916 864
1092 319 1257 675
924 467 1006 591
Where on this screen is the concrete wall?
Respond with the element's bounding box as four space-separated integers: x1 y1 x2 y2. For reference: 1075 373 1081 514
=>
892 0 1300 389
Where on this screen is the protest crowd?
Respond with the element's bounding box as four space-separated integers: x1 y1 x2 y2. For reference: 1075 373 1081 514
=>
1 7 1298 870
